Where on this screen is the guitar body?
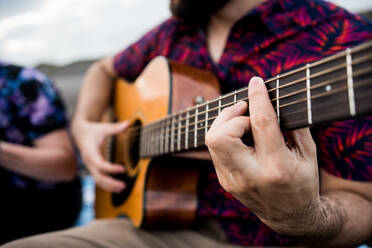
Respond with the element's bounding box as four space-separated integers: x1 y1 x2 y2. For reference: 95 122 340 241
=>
95 57 220 228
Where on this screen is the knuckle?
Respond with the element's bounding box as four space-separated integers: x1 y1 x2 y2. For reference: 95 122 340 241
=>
220 106 233 115
205 132 221 148
249 83 262 97
309 141 317 155
262 166 290 187
81 153 92 165
95 176 103 186
218 177 232 193
252 114 272 129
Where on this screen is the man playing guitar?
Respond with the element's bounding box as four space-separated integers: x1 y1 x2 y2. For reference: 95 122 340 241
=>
4 0 372 247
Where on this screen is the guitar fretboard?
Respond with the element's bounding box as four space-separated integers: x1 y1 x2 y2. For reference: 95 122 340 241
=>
127 41 372 158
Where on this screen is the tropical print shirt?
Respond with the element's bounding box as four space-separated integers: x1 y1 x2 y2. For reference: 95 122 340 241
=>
0 62 67 189
113 0 372 245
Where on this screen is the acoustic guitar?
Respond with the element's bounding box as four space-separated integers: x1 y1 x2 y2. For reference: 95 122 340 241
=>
95 41 372 229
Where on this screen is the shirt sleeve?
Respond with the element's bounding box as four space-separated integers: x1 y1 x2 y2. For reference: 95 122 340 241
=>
13 66 67 143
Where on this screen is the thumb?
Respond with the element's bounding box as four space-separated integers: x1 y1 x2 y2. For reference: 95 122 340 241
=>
104 121 130 136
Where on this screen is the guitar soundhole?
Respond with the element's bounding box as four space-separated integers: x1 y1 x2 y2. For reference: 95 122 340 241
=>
111 120 141 207
128 120 141 167
112 173 137 207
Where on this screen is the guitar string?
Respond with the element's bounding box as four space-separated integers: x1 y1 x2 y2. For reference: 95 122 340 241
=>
121 51 372 137
132 43 372 156
127 77 372 151
173 55 371 123
118 46 372 142
167 43 371 118
164 66 369 129
129 53 371 134
141 48 372 128
126 69 371 138
140 89 372 157
122 70 361 139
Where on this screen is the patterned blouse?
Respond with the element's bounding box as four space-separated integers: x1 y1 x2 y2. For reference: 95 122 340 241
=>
0 62 67 189
113 0 372 245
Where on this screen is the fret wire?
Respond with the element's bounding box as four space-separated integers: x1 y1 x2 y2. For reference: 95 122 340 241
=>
177 113 181 151
185 109 189 150
218 96 222 115
153 124 157 156
150 124 154 156
154 123 158 156
170 115 175 152
279 94 354 120
267 62 346 95
158 122 162 155
147 126 151 156
165 117 169 154
151 124 155 156
147 125 151 156
205 101 209 135
143 127 149 156
160 120 164 155
346 48 356 116
152 122 157 156
234 90 237 104
142 127 145 156
139 127 144 157
194 107 198 148
276 75 280 124
306 63 312 125
153 123 159 155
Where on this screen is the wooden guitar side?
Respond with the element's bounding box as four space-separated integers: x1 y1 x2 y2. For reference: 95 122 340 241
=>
95 57 220 228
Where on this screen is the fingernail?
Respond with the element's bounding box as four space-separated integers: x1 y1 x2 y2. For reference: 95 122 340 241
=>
251 76 264 86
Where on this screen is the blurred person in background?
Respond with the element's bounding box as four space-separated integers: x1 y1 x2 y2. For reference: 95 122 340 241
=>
4 0 372 247
0 62 81 244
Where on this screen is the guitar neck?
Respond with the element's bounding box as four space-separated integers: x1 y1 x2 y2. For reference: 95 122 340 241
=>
135 41 372 158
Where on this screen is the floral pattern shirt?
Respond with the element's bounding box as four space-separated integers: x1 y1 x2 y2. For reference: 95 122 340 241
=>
0 62 67 189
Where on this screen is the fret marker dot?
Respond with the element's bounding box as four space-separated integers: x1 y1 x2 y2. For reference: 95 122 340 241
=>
325 85 332 92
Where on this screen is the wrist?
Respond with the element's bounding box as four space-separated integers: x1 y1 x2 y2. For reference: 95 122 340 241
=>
263 196 322 236
268 195 343 244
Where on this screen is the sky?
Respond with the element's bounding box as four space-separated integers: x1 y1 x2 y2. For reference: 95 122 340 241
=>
1 0 372 67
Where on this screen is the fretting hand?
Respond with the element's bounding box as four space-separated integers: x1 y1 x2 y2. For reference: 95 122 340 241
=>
205 77 320 235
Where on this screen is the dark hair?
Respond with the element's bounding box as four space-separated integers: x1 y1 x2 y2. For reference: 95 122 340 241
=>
170 0 230 24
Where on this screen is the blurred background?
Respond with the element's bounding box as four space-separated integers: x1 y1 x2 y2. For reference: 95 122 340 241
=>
1 0 372 232
1 0 372 118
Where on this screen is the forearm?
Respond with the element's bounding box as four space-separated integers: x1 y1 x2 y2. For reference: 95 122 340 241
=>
0 141 76 182
313 190 372 246
73 58 116 123
278 190 372 246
